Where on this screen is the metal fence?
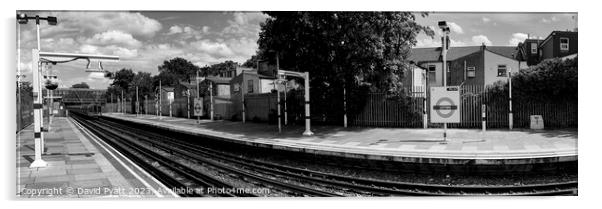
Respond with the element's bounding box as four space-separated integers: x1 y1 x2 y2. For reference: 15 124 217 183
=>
17 92 33 132
351 85 577 129
102 84 577 130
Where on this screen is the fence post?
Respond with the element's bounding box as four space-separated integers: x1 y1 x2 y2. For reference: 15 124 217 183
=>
423 86 428 129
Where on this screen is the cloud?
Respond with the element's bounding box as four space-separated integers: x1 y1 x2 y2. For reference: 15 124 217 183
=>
482 17 491 23
86 30 142 48
508 33 528 46
166 25 206 40
39 11 162 39
415 37 467 48
448 22 464 34
471 35 492 46
168 25 183 34
191 40 235 58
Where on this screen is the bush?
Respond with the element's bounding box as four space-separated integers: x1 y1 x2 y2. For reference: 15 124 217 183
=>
487 57 577 103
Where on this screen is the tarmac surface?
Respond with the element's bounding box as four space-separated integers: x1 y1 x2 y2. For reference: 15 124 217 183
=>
104 113 578 164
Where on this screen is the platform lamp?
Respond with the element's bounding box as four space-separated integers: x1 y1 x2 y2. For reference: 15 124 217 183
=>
438 20 451 143
18 13 57 168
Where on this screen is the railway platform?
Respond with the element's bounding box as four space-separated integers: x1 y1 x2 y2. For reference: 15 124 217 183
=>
103 113 577 165
16 117 178 198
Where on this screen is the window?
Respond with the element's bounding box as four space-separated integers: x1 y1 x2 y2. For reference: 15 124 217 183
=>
497 65 507 77
531 43 538 54
427 65 436 83
467 67 476 78
560 38 569 50
247 80 254 93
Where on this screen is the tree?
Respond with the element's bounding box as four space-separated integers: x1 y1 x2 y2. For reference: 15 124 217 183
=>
157 57 199 83
106 68 135 91
255 12 433 123
208 60 238 76
71 82 90 89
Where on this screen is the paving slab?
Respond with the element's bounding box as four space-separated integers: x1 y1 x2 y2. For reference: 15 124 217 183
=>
16 117 175 198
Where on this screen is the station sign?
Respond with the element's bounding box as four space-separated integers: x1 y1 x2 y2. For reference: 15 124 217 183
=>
430 86 460 123
193 97 204 116
167 92 174 103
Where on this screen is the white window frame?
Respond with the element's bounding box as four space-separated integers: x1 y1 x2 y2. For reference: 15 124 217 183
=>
560 38 569 51
467 67 476 78
497 65 507 77
531 43 538 54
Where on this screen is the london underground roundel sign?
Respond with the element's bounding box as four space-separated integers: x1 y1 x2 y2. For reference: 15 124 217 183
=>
430 86 460 123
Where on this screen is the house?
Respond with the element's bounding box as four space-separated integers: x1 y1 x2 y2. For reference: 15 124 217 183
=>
408 45 525 88
539 31 577 61
516 38 544 66
516 31 578 66
229 68 276 96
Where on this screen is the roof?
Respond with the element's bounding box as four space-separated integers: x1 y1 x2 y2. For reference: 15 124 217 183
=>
541 30 578 47
408 46 518 63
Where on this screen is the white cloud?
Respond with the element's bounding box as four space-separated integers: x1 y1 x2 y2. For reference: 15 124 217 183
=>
168 25 183 34
482 17 491 23
42 11 162 38
508 33 529 46
86 30 142 48
415 37 467 48
471 35 492 46
448 22 464 34
191 40 235 58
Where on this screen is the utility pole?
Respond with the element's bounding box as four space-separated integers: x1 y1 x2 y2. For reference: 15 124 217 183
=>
145 95 148 115
187 89 190 119
276 51 281 132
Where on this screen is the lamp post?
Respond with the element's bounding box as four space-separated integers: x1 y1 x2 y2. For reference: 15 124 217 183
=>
438 21 451 142
18 13 57 168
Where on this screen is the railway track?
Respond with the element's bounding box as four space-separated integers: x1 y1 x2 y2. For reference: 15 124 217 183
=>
72 113 340 197
93 115 577 196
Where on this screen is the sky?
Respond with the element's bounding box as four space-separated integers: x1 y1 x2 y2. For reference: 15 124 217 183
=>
16 11 577 89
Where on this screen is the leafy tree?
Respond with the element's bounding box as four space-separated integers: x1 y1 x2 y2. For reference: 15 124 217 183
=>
157 57 199 83
207 60 238 76
255 12 433 123
71 82 90 89
106 68 135 92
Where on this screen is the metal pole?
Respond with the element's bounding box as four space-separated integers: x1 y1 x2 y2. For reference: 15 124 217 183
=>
276 80 281 133
159 80 162 119
302 72 313 136
482 104 487 132
187 89 190 119
242 82 246 123
30 49 47 168
210 82 214 121
508 69 513 130
276 52 281 131
343 81 347 128
121 90 124 114
145 95 148 115
423 69 428 129
196 70 200 123
136 86 139 117
17 23 21 133
442 31 448 142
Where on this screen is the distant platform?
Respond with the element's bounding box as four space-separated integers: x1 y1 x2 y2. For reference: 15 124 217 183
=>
103 113 577 166
16 117 178 198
